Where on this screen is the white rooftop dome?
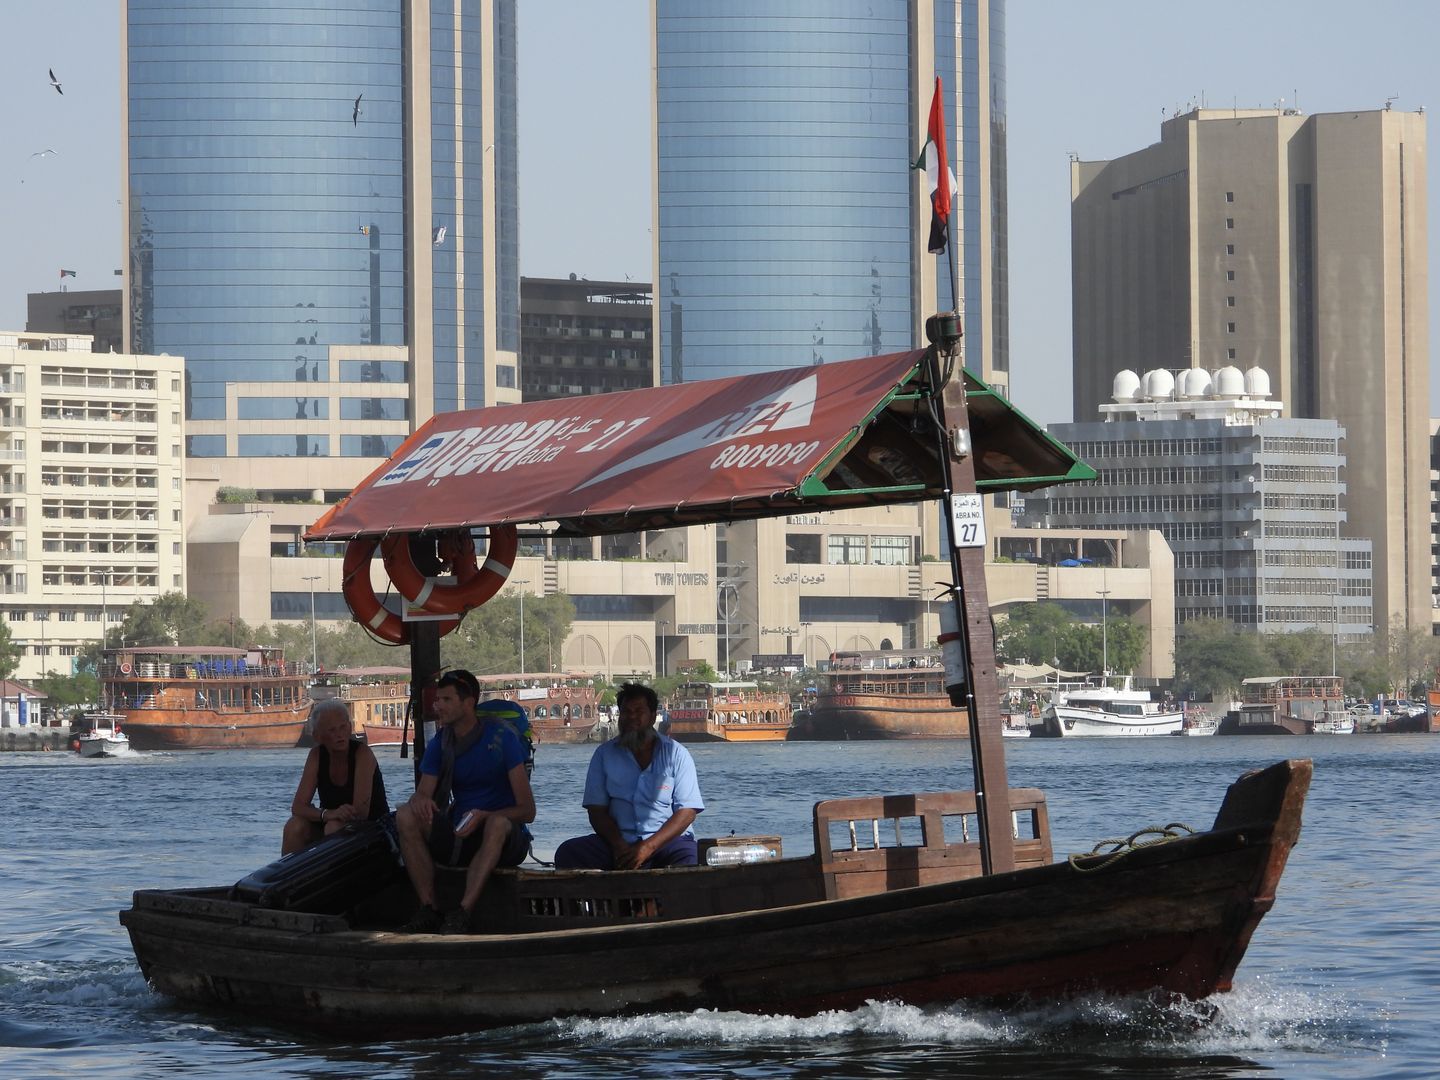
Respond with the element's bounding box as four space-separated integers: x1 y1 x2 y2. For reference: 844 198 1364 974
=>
1112 369 1141 402
1244 366 1271 398
1178 368 1213 399
1213 365 1245 398
1142 368 1175 401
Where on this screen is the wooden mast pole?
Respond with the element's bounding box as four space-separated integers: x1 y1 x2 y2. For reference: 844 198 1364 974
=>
928 320 1016 875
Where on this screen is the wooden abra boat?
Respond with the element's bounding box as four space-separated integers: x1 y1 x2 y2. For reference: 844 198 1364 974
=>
120 759 1310 1036
665 680 792 742
791 649 967 739
105 646 312 750
121 324 1312 1034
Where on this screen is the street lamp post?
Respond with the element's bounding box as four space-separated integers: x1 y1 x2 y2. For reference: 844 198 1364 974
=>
302 574 321 672
514 580 530 676
1098 571 1112 678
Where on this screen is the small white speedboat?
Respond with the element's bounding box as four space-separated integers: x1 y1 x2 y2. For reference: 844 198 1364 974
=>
77 714 131 758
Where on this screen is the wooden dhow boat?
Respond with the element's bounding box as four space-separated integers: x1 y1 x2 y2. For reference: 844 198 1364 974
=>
477 673 605 744
310 666 412 746
104 646 312 751
665 679 792 742
790 648 967 739
120 323 1312 1035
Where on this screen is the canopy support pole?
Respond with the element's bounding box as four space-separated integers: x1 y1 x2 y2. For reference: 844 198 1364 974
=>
932 340 1016 876
409 621 442 786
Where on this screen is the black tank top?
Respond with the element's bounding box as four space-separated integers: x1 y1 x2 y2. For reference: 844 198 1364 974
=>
317 739 389 820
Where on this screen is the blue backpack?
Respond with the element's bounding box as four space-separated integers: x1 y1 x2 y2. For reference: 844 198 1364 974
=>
476 698 535 775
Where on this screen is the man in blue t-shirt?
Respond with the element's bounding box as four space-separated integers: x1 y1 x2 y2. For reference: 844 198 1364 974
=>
555 682 704 870
396 669 535 933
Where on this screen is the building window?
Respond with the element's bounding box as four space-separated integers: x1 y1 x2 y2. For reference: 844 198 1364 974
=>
1227 270 1235 281
1227 348 1237 359
1227 322 1236 333
1226 218 1235 229
1225 191 1235 203
1226 244 1235 255
827 534 867 565
869 535 911 565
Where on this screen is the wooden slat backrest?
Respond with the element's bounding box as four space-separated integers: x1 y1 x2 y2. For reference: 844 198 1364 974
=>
812 788 1052 900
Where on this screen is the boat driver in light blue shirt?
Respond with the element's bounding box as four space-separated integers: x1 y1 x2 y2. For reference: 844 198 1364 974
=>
555 682 705 869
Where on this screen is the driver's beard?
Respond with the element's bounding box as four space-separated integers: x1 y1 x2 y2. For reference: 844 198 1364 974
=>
617 726 655 753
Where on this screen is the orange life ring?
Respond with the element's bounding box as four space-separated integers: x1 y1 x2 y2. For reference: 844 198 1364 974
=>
119 662 133 675
342 537 460 646
381 526 518 616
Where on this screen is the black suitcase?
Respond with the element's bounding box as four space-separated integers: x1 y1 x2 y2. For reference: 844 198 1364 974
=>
231 819 402 913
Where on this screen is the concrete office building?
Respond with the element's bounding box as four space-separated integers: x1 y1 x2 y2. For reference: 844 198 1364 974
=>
123 0 521 499
1071 106 1429 639
519 277 654 401
1021 369 1374 643
0 331 186 682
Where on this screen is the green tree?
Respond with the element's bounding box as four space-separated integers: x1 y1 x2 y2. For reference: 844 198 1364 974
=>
0 619 20 680
1174 619 1262 701
440 591 577 675
995 603 1082 667
1262 629 1334 676
36 671 100 712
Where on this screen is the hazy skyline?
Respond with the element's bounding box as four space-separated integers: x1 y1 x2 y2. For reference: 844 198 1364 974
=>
4 1 1439 426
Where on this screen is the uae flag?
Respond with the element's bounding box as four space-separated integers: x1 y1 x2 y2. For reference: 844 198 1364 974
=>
913 77 954 255
59 268 77 279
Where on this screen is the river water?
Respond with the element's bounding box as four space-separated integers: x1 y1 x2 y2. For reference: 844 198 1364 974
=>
1 734 1435 1078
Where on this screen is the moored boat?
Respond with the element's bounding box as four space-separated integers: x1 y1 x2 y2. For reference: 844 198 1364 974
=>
665 680 792 742
1178 709 1219 736
76 713 131 758
1032 677 1182 738
1217 676 1343 736
792 649 968 740
1311 708 1359 735
105 646 313 751
478 674 603 744
311 666 412 746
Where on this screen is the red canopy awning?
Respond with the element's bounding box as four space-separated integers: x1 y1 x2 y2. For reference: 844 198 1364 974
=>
307 349 1091 541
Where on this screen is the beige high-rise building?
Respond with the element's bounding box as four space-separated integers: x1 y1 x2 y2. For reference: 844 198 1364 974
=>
0 331 186 683
1071 107 1430 638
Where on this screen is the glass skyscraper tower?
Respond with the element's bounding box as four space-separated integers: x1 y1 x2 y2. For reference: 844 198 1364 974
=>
655 0 1008 392
123 0 519 490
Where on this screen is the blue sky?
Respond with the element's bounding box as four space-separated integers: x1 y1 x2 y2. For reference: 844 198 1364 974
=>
4 1 1438 425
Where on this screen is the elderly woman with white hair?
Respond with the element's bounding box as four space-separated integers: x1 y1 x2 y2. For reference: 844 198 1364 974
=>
281 698 390 854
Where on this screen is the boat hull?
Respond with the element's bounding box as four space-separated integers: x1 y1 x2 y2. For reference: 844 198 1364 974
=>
668 720 791 742
78 735 131 758
1033 706 1183 738
123 712 310 751
1216 713 1309 736
531 722 597 745
119 760 1310 1037
361 725 406 746
793 697 969 740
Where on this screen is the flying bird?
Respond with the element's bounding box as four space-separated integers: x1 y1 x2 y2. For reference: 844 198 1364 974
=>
30 149 58 159
49 68 62 95
352 94 362 125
